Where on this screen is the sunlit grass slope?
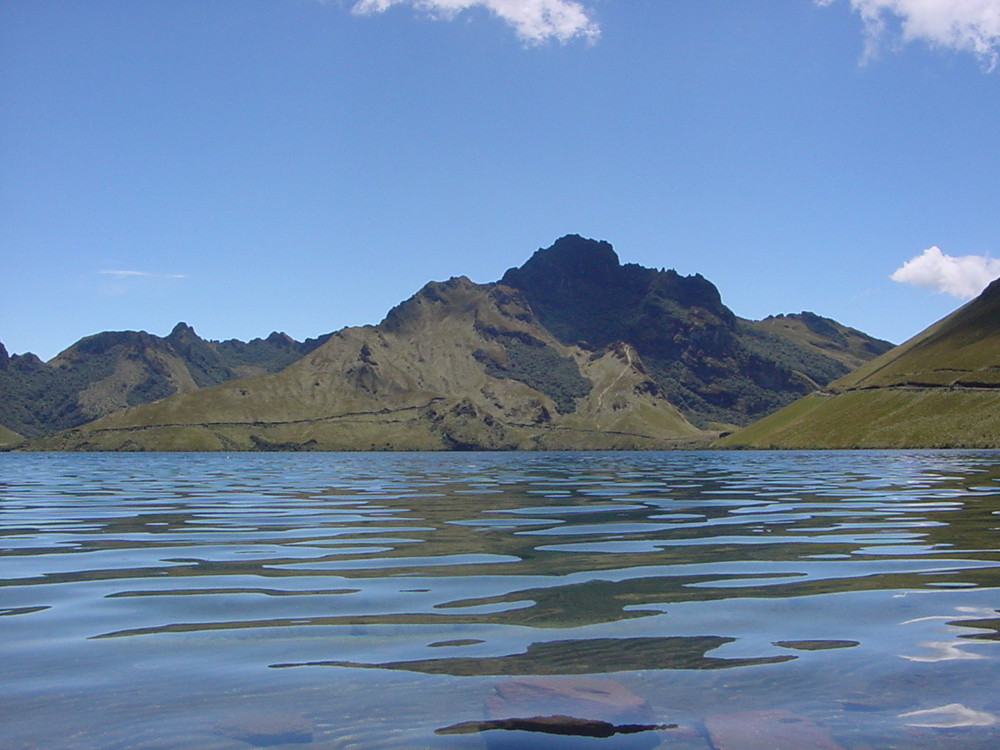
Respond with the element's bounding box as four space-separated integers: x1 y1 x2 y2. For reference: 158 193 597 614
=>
0 423 23 448
718 278 1000 448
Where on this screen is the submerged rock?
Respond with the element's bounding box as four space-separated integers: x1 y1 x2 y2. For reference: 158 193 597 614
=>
213 712 313 746
436 714 674 737
485 676 655 723
704 709 845 750
471 676 671 750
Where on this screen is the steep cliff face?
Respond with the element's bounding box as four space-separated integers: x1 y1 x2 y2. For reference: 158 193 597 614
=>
0 325 327 438
500 235 863 427
31 277 707 451
719 278 1000 448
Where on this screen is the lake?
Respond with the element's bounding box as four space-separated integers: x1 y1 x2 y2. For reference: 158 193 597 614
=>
1 450 999 749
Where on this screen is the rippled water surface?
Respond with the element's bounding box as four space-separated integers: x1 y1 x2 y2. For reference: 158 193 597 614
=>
2 450 1000 749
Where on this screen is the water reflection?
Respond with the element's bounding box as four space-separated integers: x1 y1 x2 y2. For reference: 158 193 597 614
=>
273 635 795 674
1 450 999 749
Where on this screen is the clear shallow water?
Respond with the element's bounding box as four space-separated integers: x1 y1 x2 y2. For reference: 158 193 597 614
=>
1 450 999 749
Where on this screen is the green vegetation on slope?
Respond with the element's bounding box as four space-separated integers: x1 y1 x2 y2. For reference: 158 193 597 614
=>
473 329 591 414
0 344 119 438
750 312 894 370
9 235 892 449
0 325 328 437
0 423 23 448
718 390 1000 449
719 278 1000 448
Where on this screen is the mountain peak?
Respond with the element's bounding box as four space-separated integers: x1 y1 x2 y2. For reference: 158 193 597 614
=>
168 322 198 340
503 235 620 287
379 276 482 333
264 331 297 347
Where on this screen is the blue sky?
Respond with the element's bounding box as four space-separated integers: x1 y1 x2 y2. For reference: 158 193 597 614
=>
2 0 999 360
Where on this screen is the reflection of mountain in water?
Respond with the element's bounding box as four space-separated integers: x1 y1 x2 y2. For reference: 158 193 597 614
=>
5 452 1000 750
74 452 1000 644
270 635 794 675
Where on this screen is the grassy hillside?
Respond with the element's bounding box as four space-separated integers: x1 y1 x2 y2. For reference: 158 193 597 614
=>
718 278 1000 448
0 423 23 448
11 236 896 449
8 236 892 445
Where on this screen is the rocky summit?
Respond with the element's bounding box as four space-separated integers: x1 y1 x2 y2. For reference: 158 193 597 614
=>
502 235 891 428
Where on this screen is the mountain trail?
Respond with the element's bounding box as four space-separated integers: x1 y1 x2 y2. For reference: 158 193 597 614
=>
595 347 633 411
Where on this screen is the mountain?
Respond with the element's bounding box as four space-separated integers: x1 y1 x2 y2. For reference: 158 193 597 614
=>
12 235 893 451
748 312 894 370
501 235 890 428
29 277 707 451
718 277 1000 448
0 324 330 438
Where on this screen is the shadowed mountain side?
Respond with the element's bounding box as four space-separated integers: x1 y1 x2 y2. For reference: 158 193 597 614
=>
0 324 330 438
500 235 886 428
719 277 1000 448
30 278 708 451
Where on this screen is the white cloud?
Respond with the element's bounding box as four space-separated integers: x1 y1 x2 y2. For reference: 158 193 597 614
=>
890 246 1000 298
350 0 600 44
818 0 1000 70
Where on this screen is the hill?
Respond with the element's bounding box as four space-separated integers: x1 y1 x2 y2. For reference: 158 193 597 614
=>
0 422 22 448
718 277 1000 448
748 312 894 370
0 324 329 438
29 277 707 451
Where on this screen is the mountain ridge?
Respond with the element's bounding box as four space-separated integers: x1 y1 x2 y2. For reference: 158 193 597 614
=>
500 235 892 427
30 276 705 451
0 324 330 438
7 235 894 449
